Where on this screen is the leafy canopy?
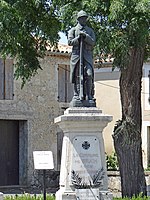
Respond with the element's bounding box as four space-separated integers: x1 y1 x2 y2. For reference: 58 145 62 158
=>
0 0 61 87
0 0 150 86
55 0 150 67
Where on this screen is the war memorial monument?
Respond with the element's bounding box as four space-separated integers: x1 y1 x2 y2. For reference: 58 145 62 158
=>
55 11 113 200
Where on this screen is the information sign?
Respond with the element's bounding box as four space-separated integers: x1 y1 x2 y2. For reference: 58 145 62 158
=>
33 151 54 170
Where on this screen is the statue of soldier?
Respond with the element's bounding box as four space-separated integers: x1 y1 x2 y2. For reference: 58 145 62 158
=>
68 10 96 107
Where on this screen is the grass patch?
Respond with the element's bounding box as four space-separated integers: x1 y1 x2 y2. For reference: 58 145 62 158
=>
114 196 150 199
4 193 150 200
4 194 55 200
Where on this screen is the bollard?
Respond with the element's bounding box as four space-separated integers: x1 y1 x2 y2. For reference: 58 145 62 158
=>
0 192 3 200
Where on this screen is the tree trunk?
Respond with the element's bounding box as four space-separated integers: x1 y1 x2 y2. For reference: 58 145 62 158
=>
113 48 147 197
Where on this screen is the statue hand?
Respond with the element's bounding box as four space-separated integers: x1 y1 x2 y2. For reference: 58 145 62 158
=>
79 31 86 38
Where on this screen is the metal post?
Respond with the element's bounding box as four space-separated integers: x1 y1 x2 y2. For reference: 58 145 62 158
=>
43 170 46 200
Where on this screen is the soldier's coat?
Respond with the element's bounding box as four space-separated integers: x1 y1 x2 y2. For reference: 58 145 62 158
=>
68 23 95 83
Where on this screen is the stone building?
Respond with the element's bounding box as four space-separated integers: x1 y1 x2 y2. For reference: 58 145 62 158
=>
0 43 150 193
0 45 73 191
94 59 150 169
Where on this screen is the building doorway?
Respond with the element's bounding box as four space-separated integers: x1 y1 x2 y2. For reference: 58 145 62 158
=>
0 120 19 186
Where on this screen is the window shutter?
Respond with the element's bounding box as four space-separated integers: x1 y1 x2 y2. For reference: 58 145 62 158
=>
4 59 14 100
58 65 66 102
58 65 73 103
66 67 73 102
0 59 4 100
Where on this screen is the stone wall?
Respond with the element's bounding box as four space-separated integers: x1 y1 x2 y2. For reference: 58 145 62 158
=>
108 171 150 197
0 52 70 188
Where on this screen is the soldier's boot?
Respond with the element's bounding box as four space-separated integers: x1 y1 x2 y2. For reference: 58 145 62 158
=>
86 77 93 101
73 82 80 100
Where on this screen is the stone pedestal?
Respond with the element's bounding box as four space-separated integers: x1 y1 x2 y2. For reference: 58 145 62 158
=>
55 107 113 200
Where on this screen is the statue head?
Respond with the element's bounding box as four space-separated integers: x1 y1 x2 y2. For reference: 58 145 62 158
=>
77 10 88 20
77 10 88 26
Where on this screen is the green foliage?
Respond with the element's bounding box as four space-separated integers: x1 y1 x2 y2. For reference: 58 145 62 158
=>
114 193 150 199
106 151 119 171
0 0 61 87
1 0 149 86
4 194 55 200
108 0 150 67
144 163 150 171
55 0 150 68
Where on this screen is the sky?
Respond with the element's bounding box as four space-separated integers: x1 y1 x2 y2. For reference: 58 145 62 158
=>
59 32 68 44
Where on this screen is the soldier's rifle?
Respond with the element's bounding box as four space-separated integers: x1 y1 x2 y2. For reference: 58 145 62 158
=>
79 35 84 100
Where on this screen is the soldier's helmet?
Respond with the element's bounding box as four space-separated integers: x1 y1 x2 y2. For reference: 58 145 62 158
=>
77 10 88 19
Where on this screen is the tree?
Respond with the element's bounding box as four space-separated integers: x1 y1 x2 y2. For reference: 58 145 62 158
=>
54 0 150 197
0 0 61 87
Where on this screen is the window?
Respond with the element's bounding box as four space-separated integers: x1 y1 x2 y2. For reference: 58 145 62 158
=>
58 64 73 103
143 64 150 110
148 70 150 103
0 58 14 100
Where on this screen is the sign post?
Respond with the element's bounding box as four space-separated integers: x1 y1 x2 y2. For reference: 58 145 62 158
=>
33 151 54 200
43 169 46 200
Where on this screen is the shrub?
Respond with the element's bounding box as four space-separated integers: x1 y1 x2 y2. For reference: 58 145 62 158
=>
106 151 119 171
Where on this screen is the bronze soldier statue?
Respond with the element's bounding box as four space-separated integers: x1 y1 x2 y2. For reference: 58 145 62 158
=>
68 10 96 107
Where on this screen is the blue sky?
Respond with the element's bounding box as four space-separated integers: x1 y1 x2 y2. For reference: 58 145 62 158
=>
59 32 68 44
